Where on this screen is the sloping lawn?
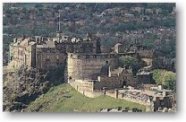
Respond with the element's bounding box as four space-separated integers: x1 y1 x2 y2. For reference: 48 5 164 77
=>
25 84 146 112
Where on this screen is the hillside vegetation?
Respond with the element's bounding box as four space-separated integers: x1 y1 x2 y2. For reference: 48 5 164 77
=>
25 84 145 112
153 69 176 91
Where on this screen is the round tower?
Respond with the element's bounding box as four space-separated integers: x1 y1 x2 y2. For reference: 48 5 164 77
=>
67 53 118 83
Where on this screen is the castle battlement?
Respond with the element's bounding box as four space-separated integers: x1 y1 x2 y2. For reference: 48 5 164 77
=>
67 52 137 60
67 53 119 60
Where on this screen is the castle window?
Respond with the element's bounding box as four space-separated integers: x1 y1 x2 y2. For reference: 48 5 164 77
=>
69 76 72 80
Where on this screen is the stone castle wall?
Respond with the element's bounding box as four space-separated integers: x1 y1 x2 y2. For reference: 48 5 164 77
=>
69 80 103 98
8 43 35 69
94 76 122 90
36 48 66 69
67 53 119 82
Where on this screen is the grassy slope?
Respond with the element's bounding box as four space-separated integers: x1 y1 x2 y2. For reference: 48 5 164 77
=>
25 84 146 112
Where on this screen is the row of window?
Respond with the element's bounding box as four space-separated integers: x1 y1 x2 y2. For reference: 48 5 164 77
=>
70 54 117 59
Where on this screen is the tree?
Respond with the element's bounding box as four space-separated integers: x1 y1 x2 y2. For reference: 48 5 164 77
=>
153 69 176 90
131 62 141 76
119 56 137 68
35 4 44 9
119 56 141 76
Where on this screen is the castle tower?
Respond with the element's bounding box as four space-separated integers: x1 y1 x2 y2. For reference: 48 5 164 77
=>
67 53 118 83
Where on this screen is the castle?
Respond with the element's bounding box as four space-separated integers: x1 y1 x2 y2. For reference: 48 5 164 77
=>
7 32 175 111
8 33 100 70
8 32 140 94
7 9 154 96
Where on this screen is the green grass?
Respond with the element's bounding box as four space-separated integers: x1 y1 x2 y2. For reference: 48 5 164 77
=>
25 84 146 112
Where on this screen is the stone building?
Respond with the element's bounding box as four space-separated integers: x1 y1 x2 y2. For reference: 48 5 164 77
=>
8 33 101 70
8 33 139 96
8 36 64 70
94 67 137 90
35 42 66 69
8 37 36 69
67 53 119 82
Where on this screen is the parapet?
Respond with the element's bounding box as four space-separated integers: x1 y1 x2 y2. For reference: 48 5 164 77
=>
67 53 118 60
